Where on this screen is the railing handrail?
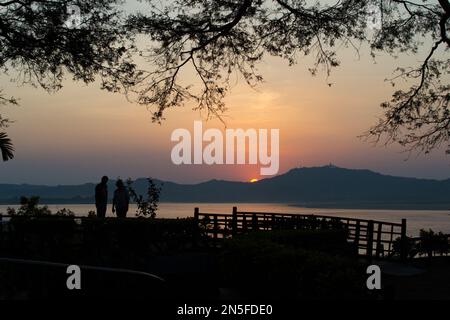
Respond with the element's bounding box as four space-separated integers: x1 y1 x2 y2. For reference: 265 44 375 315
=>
0 257 165 282
1 212 403 228
194 207 408 261
197 211 403 227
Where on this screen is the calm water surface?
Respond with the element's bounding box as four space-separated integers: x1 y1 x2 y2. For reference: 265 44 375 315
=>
1 202 449 237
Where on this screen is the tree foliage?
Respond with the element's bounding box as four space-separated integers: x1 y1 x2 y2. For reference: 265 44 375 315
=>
0 89 16 161
6 196 52 216
366 0 450 154
126 0 369 120
0 0 139 160
126 0 450 153
5 196 75 216
1 0 449 155
126 178 162 218
0 0 137 93
0 132 14 161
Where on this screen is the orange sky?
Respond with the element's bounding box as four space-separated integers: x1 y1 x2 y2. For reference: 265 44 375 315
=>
0 5 449 184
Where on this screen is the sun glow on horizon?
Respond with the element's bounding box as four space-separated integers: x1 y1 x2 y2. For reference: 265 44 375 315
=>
249 178 259 183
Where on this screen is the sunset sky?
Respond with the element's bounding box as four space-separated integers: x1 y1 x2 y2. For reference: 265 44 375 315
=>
0 1 448 185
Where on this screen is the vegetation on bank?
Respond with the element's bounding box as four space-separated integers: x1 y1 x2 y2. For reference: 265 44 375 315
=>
394 229 450 259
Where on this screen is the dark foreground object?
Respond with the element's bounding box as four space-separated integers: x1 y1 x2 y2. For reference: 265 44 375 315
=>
0 257 166 299
3 213 445 300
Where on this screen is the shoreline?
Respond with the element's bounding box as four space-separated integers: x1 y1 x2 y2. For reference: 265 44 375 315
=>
1 200 449 211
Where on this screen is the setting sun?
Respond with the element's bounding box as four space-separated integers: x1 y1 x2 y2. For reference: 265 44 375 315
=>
249 178 259 183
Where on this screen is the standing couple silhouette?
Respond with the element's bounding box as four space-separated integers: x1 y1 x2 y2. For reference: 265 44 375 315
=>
95 176 129 218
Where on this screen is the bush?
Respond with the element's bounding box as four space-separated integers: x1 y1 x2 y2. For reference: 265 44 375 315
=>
392 236 418 259
393 229 449 259
2 216 199 268
6 216 77 260
219 231 367 299
239 229 356 256
6 196 52 216
127 178 162 218
417 229 449 258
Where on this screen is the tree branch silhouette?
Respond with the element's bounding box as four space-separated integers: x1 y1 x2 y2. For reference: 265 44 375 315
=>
128 0 449 154
1 0 449 156
0 0 138 159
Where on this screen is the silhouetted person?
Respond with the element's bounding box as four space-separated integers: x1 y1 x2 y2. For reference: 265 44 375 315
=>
113 179 129 218
95 176 109 218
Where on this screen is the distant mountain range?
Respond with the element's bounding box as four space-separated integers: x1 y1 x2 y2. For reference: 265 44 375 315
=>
1 166 449 210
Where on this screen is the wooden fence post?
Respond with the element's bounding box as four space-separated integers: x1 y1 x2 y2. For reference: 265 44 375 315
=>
375 223 383 258
194 207 199 221
354 221 360 253
232 206 237 237
252 213 258 231
367 220 374 261
213 215 218 243
400 219 407 262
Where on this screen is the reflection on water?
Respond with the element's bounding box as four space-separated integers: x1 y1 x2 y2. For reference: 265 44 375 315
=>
1 202 449 237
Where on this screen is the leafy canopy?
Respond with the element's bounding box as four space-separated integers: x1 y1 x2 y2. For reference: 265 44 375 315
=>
0 0 449 156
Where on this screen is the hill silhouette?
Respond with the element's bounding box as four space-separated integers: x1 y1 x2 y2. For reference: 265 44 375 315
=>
1 166 449 209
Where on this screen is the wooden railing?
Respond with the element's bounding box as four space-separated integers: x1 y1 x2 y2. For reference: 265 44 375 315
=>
0 209 409 260
194 207 408 260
